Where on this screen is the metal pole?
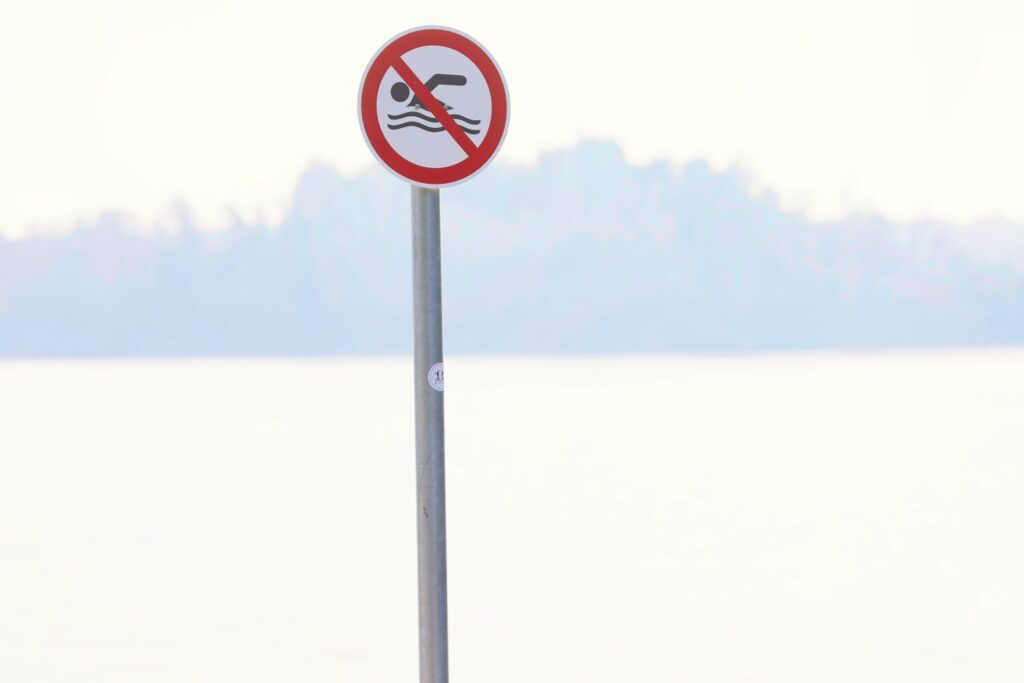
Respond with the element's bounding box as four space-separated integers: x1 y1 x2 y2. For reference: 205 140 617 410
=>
411 186 449 683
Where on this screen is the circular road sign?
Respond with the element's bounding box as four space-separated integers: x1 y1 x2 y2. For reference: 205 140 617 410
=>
358 26 510 188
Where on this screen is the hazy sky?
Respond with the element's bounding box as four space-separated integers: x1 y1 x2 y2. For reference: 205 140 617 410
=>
1 0 1021 237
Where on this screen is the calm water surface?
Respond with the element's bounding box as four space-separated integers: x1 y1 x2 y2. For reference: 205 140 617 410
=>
2 351 1022 682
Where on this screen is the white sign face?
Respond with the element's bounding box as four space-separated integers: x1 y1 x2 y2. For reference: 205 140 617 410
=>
358 26 510 188
375 46 494 169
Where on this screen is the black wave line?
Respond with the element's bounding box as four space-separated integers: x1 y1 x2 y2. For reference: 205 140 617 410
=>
387 121 444 132
387 121 481 135
387 111 438 122
387 111 482 126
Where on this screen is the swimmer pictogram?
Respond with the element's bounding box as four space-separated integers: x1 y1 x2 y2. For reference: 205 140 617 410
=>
387 74 482 135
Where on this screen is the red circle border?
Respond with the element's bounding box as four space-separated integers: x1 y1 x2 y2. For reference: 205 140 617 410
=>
359 28 509 187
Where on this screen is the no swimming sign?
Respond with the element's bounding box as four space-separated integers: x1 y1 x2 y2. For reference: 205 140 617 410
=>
358 26 510 187
356 25 510 683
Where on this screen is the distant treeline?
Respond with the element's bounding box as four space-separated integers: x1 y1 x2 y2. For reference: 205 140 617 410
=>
1 141 1022 356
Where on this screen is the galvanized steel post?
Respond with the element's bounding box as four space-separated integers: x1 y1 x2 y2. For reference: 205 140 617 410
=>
410 186 449 683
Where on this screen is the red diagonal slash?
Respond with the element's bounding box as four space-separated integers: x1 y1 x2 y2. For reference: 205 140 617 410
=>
391 57 478 159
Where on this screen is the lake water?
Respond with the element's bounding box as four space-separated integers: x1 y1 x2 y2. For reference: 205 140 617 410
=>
2 351 1023 682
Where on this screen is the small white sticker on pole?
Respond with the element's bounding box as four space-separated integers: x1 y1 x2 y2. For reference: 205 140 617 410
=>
358 26 510 188
427 362 445 392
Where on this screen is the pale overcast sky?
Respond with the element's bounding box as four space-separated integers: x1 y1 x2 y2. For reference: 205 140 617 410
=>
1 0 1021 237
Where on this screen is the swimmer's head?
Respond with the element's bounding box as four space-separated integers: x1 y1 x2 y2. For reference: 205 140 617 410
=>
390 82 410 102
